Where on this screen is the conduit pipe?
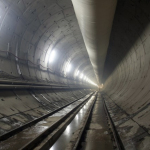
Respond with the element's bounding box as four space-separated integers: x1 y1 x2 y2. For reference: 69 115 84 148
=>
72 0 117 84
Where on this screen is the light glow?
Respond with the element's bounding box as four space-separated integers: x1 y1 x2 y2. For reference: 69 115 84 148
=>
73 68 98 87
66 64 72 72
100 84 103 88
76 114 79 120
80 73 83 79
49 50 56 63
50 146 54 150
66 125 70 133
83 76 98 87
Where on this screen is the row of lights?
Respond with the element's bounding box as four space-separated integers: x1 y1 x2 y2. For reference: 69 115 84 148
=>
46 50 98 87
75 70 98 86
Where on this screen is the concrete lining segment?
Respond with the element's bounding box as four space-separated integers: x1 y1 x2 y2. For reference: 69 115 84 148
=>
72 0 117 84
0 0 96 85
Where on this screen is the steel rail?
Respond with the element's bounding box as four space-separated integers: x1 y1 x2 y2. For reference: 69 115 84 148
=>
102 95 125 150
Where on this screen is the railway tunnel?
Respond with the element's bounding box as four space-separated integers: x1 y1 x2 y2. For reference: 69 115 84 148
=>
0 0 150 149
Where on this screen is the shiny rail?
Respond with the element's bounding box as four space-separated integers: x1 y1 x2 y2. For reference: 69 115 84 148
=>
103 95 125 150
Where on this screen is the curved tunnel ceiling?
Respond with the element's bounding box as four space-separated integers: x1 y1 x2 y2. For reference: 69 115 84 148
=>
0 0 97 87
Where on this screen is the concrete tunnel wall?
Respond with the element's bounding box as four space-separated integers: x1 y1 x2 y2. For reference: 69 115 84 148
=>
102 0 150 149
0 0 97 137
0 0 96 86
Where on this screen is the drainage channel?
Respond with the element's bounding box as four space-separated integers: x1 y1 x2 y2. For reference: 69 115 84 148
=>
0 93 94 150
48 93 97 150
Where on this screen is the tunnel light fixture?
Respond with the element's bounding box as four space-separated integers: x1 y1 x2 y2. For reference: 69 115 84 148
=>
80 73 83 79
66 63 72 72
74 71 98 86
86 78 98 87
49 50 56 63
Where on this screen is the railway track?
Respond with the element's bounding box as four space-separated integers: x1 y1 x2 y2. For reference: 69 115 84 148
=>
0 92 95 150
56 94 124 150
62 93 124 150
0 92 124 150
0 91 92 141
